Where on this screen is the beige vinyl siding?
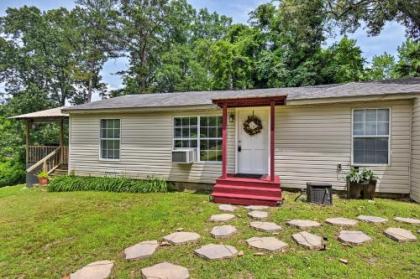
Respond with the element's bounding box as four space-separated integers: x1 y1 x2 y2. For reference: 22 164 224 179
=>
276 99 412 194
410 97 420 201
70 99 413 194
70 109 227 184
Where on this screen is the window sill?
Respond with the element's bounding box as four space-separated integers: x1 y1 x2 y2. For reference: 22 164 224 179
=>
351 163 390 167
99 158 121 162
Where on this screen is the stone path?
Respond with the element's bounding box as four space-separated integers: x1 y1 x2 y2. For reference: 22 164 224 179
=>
292 231 324 250
248 210 268 220
357 215 388 223
287 219 321 229
70 260 114 279
394 217 420 225
123 240 158 260
338 230 371 245
141 262 189 279
384 228 417 242
211 225 237 239
219 204 237 212
326 217 358 227
245 205 269 211
247 237 288 252
195 244 238 260
250 221 282 232
209 213 235 222
66 201 420 278
163 232 200 245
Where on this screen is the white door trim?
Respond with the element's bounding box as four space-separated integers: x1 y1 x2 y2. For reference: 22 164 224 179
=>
234 107 271 175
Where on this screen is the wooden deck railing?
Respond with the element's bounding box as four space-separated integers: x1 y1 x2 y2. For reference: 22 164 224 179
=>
27 146 68 174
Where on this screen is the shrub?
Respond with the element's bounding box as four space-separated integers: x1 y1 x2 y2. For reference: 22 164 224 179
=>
346 167 377 184
37 170 49 179
47 175 169 193
0 160 25 187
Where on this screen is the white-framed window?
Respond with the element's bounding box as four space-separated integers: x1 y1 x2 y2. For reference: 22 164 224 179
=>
100 119 120 160
173 117 198 149
200 116 222 161
173 116 222 162
352 108 390 165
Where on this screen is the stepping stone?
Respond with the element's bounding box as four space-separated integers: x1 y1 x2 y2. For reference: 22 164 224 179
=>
384 228 417 242
250 221 282 232
287 219 321 229
163 232 200 245
218 204 237 212
70 260 114 279
394 217 420 225
209 213 235 222
248 210 268 220
357 215 388 223
292 231 324 250
338 230 372 245
195 244 238 260
245 205 269 211
141 262 189 279
123 240 159 260
326 217 358 227
210 225 237 239
246 237 288 252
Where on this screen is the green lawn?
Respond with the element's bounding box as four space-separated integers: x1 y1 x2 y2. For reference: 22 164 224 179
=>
0 185 419 279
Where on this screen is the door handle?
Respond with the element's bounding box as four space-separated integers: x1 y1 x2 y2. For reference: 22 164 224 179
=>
238 145 242 152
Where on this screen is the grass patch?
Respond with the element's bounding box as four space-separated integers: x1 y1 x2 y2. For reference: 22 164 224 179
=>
47 175 169 193
0 185 419 278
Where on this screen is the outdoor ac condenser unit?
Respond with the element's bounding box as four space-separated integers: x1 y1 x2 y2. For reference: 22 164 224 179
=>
172 149 196 164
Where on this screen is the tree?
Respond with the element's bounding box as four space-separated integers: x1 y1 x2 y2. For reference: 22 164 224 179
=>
71 0 121 103
327 0 420 39
394 39 420 77
366 53 396 80
321 36 365 83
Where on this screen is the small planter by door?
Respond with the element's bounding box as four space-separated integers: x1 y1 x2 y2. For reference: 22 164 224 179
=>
38 177 48 186
347 181 377 199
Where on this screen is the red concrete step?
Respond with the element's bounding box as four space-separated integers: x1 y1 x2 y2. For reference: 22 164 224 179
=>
213 184 281 198
212 194 280 206
215 178 280 188
211 192 280 202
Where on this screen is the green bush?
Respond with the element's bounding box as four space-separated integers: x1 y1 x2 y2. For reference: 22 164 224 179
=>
0 160 25 187
47 175 169 193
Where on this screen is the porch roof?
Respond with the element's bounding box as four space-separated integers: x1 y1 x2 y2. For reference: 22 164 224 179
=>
11 107 68 121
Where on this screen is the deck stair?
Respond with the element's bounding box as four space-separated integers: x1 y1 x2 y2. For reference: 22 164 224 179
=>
211 175 282 206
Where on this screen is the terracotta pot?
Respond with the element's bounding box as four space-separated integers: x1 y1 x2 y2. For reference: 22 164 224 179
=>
38 177 49 186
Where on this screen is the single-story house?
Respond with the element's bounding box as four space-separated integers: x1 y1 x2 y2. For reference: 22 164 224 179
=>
15 78 420 205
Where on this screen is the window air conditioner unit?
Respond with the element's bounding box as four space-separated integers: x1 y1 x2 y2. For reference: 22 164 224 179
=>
172 149 196 164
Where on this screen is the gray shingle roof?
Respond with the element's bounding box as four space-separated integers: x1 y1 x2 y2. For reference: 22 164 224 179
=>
64 78 420 112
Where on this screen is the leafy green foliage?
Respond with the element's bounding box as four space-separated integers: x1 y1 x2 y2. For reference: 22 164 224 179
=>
47 175 169 193
37 170 49 179
327 0 420 39
346 167 377 184
0 160 25 187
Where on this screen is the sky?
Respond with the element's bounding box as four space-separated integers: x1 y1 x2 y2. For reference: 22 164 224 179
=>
0 0 407 99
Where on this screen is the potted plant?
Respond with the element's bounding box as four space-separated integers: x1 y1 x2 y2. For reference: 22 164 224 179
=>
346 167 377 199
37 170 49 186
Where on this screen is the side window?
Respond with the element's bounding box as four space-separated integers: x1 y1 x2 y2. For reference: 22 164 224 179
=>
100 119 120 160
200 116 222 161
353 109 390 165
173 117 198 149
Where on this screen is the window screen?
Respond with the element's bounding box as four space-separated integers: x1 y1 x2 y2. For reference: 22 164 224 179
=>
100 119 120 160
353 109 389 164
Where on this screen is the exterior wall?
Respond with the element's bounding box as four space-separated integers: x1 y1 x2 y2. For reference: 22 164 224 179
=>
410 97 420 201
276 99 413 194
69 109 228 184
69 99 414 194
